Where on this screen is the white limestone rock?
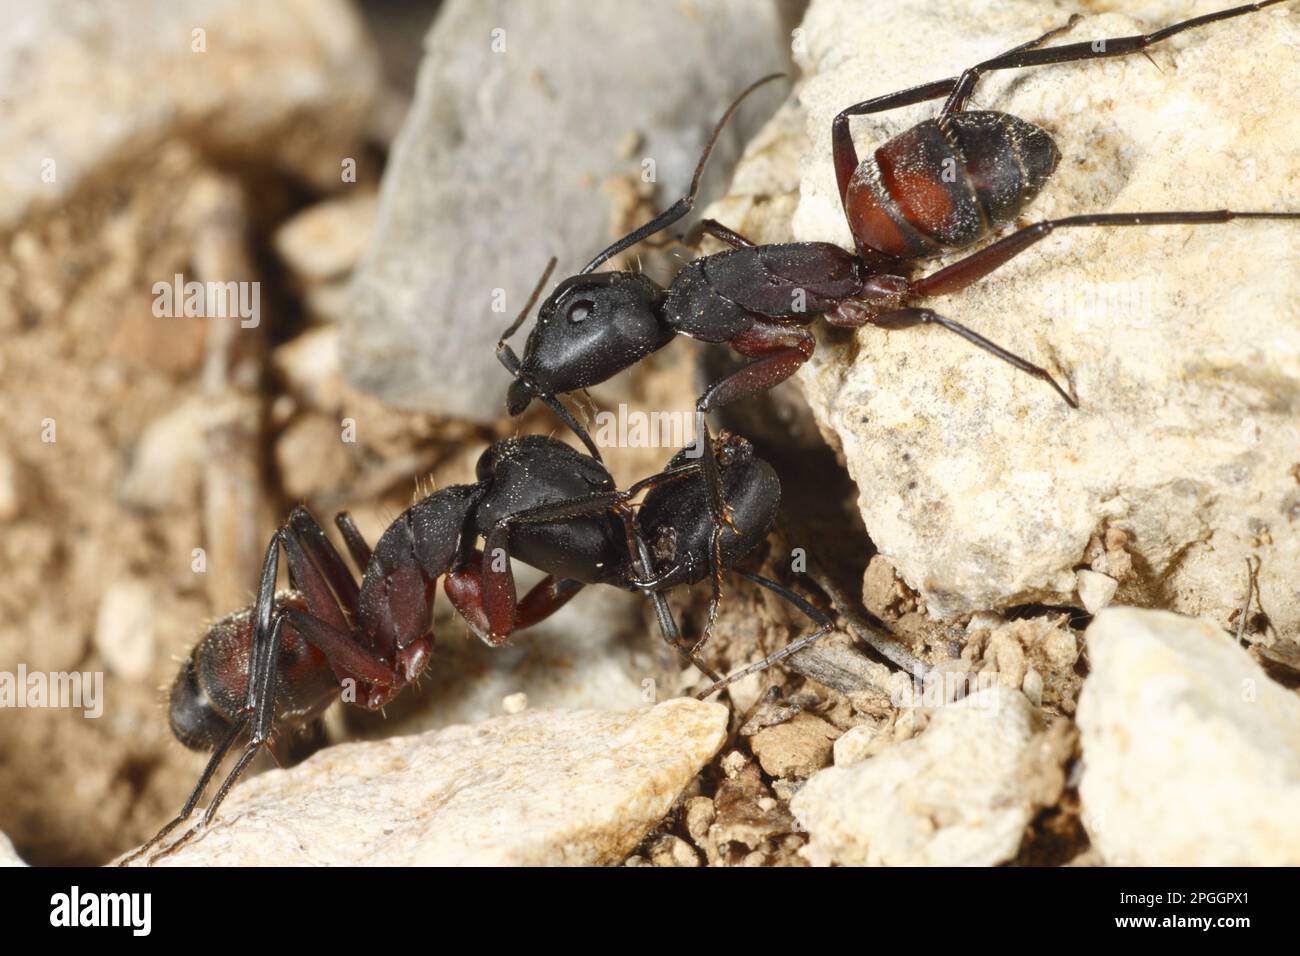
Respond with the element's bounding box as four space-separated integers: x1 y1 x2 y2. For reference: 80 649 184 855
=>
791 687 1047 865
127 698 728 866
726 0 1300 632
1077 606 1300 866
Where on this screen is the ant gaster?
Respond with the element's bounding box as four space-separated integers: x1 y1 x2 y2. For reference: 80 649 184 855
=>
498 1 1299 620
127 429 834 863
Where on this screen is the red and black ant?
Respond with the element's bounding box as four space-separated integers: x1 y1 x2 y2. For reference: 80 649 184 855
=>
498 1 1299 621
126 425 846 863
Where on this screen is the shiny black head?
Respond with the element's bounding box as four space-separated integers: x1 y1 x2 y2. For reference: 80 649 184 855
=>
506 271 673 415
637 433 781 589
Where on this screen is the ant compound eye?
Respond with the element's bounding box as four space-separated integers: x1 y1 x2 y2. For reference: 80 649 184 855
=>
566 299 594 324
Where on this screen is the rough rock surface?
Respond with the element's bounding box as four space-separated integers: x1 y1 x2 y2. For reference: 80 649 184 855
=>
738 0 1300 631
343 0 792 421
791 687 1047 865
1078 607 1300 866
128 698 727 866
0 0 380 228
0 832 25 867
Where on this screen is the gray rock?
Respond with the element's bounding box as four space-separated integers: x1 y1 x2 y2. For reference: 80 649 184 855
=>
128 698 728 866
791 687 1047 865
724 0 1300 632
0 0 380 230
1078 607 1300 866
343 0 793 421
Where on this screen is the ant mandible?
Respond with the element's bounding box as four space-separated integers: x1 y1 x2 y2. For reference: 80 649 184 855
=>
126 424 838 864
498 0 1299 623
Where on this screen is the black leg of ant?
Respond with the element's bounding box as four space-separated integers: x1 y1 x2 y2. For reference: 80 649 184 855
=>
846 306 1078 407
939 1 1287 116
476 481 725 681
831 2 1284 198
909 211 1300 299
333 511 373 569
694 570 835 699
120 536 287 865
684 217 757 250
442 548 587 645
838 209 1300 399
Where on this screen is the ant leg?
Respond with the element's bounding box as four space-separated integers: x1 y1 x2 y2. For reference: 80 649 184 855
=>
867 306 1077 408
687 217 756 250
119 715 248 865
803 563 931 679
910 210 1300 298
693 321 816 642
333 511 373 571
699 322 815 415
833 2 1278 195
480 492 625 642
444 549 585 643
940 2 1284 116
695 571 835 699
615 527 724 684
579 74 784 274
281 609 403 688
149 616 289 864
286 507 359 610
134 534 288 863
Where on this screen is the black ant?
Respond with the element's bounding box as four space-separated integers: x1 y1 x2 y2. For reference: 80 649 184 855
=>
498 1 1299 627
125 427 840 864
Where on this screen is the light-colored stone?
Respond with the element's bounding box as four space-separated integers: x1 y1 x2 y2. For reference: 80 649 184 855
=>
0 0 380 230
274 192 378 283
1077 606 1300 866
1076 569 1118 615
272 326 345 412
343 0 791 421
830 721 884 766
791 687 1045 865
118 398 208 511
730 0 1300 632
93 579 156 680
129 698 727 866
749 712 839 778
0 832 24 867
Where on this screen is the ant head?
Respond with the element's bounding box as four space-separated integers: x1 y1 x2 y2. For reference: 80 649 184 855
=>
507 271 672 415
639 432 781 586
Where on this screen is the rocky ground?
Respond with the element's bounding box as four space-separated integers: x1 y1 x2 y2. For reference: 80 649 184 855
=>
2 0 1298 867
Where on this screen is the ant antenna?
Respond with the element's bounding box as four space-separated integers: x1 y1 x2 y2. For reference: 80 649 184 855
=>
497 256 557 348
578 72 786 275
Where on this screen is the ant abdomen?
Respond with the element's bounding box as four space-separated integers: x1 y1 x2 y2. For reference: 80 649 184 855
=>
169 593 335 751
845 111 1059 259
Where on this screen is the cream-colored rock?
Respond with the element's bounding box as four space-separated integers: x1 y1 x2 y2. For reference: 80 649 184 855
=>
274 192 378 284
729 0 1300 632
93 579 156 680
0 831 25 867
0 0 379 229
1075 570 1118 615
749 712 839 778
129 698 727 866
1077 607 1300 866
791 687 1046 865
